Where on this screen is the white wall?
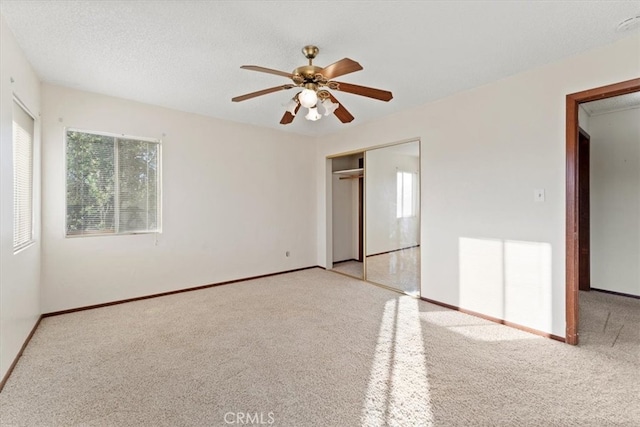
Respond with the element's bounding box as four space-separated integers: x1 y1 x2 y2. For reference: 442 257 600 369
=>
331 154 362 263
365 148 420 255
327 156 357 262
41 84 317 312
0 15 41 380
332 174 355 262
316 33 640 338
590 107 640 296
578 105 591 133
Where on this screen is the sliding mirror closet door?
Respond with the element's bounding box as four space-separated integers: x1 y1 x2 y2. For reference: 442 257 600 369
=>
365 141 420 295
330 153 364 279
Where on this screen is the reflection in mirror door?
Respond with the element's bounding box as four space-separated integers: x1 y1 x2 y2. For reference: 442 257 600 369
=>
330 153 364 279
365 141 420 295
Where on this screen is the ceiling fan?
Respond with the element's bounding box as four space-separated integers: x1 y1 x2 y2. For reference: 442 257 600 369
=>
231 45 393 125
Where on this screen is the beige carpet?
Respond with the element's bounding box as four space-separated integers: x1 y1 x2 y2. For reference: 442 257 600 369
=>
331 260 363 279
1 268 639 426
578 289 640 365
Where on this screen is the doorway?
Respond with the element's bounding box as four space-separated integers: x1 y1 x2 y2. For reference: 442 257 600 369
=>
329 152 365 279
565 77 640 345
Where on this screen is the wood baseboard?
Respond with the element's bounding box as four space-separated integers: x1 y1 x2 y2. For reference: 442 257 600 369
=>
332 258 359 265
419 297 565 343
43 266 320 317
0 315 43 392
367 244 420 258
590 288 640 300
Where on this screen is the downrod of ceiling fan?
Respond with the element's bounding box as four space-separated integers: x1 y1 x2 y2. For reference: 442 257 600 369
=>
302 45 319 65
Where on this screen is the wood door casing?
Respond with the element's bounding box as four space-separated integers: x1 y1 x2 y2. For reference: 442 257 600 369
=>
566 78 640 345
358 176 363 262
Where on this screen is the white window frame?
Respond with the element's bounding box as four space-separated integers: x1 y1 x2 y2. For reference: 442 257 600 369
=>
64 128 162 238
13 96 36 252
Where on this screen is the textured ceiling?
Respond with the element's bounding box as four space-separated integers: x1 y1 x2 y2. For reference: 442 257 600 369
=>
582 91 640 116
1 1 639 136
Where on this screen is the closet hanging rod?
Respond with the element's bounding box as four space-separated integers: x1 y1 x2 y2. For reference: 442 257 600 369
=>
339 175 363 180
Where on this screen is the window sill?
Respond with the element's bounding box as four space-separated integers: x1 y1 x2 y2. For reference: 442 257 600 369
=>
65 230 161 238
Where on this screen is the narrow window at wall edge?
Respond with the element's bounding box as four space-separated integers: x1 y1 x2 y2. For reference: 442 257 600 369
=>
396 170 417 219
13 98 35 252
65 128 162 237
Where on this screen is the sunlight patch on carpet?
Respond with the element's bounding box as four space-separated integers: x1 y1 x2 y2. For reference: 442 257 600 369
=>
447 324 541 342
360 296 434 426
421 310 541 342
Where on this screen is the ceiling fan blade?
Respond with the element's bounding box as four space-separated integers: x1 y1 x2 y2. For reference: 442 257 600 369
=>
318 58 363 80
327 94 355 123
232 84 294 102
330 81 393 102
240 65 293 78
280 104 301 125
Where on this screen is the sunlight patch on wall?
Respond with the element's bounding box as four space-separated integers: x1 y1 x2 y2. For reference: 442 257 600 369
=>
360 296 434 426
459 237 504 317
458 237 553 333
503 240 552 330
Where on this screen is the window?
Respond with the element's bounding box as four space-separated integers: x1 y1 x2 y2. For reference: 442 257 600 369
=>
396 171 417 218
13 100 35 250
66 129 161 236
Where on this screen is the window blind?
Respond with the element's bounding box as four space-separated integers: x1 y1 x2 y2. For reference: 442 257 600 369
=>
117 138 159 233
13 100 34 250
66 132 115 234
66 130 160 236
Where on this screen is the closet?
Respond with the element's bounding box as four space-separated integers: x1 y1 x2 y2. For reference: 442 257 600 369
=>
327 140 420 295
330 152 364 280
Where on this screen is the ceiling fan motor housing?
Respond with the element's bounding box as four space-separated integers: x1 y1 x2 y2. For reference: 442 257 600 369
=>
292 65 324 84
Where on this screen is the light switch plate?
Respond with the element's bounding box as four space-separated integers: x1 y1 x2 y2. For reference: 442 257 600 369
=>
534 189 545 202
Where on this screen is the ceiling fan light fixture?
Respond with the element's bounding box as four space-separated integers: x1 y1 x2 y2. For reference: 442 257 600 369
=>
284 98 298 115
321 99 339 116
232 45 392 125
298 88 318 108
305 106 322 121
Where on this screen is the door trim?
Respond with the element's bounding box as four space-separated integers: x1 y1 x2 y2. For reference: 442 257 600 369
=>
565 77 640 345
